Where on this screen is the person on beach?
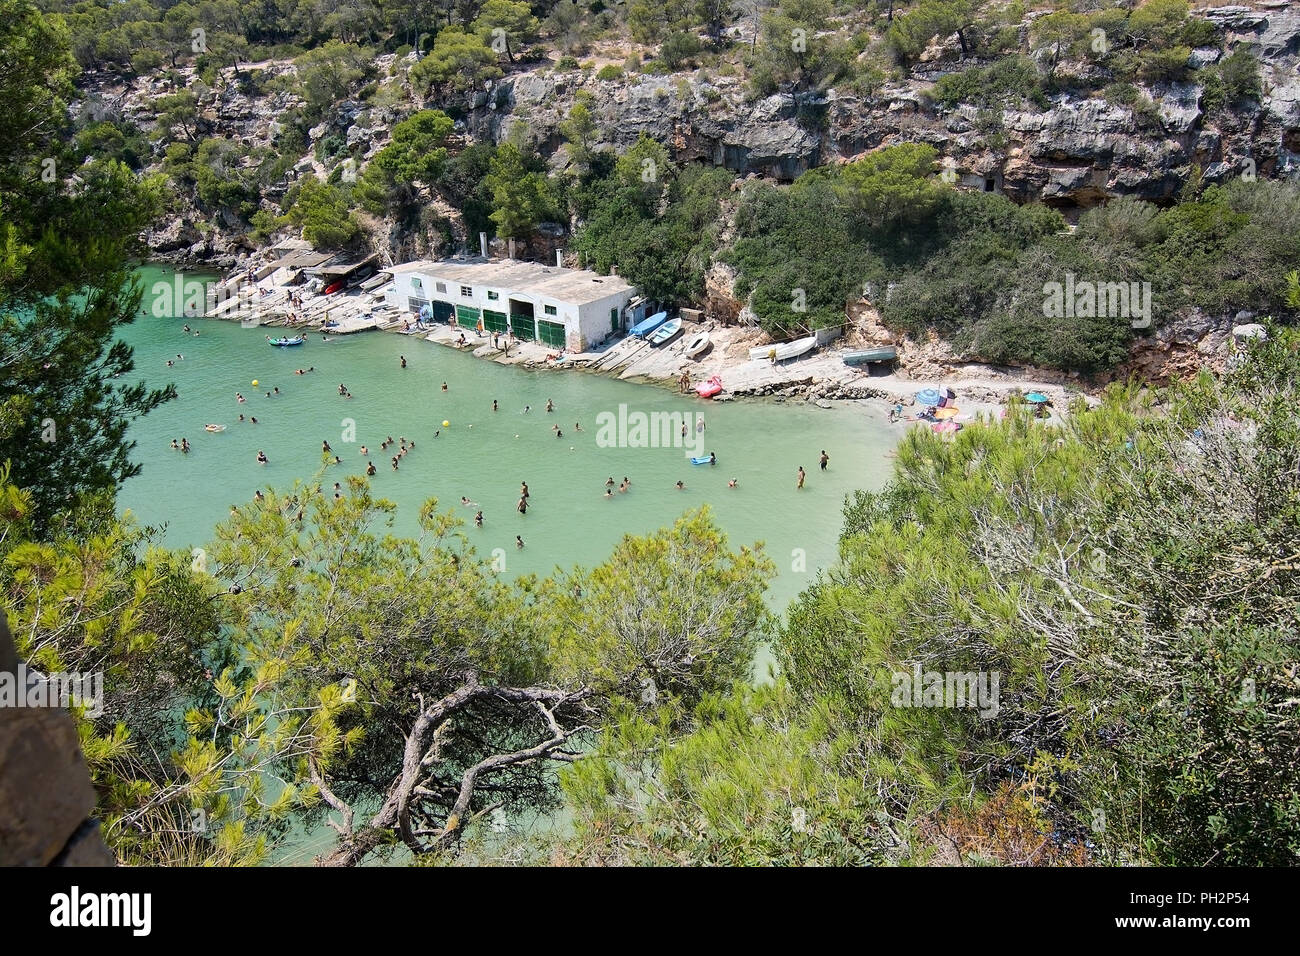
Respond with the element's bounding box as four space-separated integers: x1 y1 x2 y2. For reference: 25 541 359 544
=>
457 332 467 346
257 450 268 464
400 355 407 369
819 450 829 471
366 461 376 476
516 535 524 549
797 466 805 489
474 511 483 527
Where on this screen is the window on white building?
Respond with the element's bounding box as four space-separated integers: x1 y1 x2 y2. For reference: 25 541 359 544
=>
543 304 557 316
460 285 473 297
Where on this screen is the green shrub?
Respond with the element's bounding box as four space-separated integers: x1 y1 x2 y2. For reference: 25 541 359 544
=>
596 63 623 81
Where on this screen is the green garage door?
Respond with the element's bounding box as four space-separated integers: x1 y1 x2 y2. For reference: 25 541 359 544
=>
430 301 454 323
455 305 480 327
537 319 566 349
510 312 536 342
482 309 508 333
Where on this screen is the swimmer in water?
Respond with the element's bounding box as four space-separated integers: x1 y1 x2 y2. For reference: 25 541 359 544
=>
492 399 498 411
819 449 829 471
254 490 264 501
546 399 554 413
170 439 179 450
323 440 332 453
183 324 191 333
266 392 271 398
238 414 245 422
604 488 613 498
333 456 342 464
257 450 268 464
618 481 627 493
517 497 528 515
250 416 258 424
274 387 280 396
474 511 483 527
709 452 716 465
675 480 685 490
797 466 806 489
181 438 190 453
523 405 531 414
461 496 476 506
520 481 530 499
366 461 376 476
556 428 563 439
441 382 448 391
391 457 399 471
605 477 615 486
623 476 630 487
360 445 368 456
237 393 246 403
339 384 347 395
167 360 173 367
574 422 582 431
728 477 738 488
296 369 305 375
400 355 407 368
516 535 524 549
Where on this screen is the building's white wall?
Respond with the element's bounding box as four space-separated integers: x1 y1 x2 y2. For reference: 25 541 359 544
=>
393 269 633 348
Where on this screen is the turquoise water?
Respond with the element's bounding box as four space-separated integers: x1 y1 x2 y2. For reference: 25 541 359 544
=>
117 266 899 613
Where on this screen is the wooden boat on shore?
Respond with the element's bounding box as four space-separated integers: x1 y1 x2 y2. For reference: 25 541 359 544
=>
684 330 711 358
629 310 670 339
842 346 897 366
648 317 683 345
748 334 818 362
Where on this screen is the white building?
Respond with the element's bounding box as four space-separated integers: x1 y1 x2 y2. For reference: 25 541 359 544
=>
385 258 637 351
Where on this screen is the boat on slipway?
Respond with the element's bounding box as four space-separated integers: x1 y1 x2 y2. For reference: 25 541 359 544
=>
648 317 683 346
842 346 897 366
683 330 711 358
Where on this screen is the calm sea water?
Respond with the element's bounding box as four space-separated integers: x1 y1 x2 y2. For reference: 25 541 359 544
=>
117 266 899 613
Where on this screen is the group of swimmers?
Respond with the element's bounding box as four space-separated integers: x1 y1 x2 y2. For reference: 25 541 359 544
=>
169 438 191 453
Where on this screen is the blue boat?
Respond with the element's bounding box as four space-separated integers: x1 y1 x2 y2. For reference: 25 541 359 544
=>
629 310 669 338
648 317 683 345
691 454 715 465
267 335 306 347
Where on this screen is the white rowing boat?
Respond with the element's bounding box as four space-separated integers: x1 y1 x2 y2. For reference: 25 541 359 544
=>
684 330 710 358
748 334 818 362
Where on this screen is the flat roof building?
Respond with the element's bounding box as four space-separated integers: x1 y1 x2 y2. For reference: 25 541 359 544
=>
385 258 637 351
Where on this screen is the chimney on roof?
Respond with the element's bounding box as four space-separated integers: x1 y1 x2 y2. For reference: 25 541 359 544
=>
479 232 487 258
556 249 563 268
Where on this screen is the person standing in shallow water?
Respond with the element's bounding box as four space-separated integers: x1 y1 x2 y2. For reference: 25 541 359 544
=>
797 466 806 489
819 449 829 471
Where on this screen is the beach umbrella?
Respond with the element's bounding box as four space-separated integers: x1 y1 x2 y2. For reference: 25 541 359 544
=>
915 387 942 406
419 304 433 321
1025 392 1049 404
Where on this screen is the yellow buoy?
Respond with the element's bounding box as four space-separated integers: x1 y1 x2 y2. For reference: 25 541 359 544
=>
442 420 450 427
252 379 259 387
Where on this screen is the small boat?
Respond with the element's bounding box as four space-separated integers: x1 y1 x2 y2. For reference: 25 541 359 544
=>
684 331 711 358
842 346 897 366
323 279 346 295
695 375 723 398
690 454 715 465
203 423 226 433
629 310 670 338
267 335 306 347
747 334 818 362
648 317 683 345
